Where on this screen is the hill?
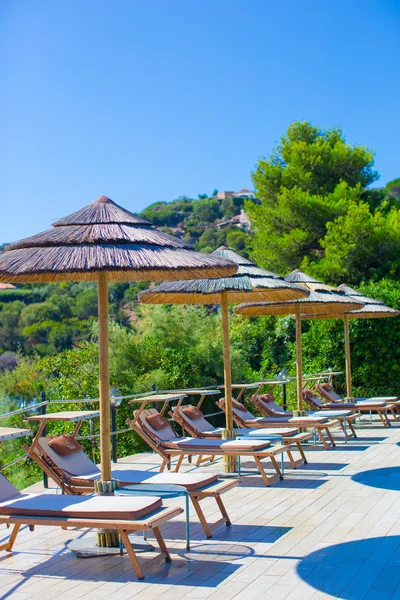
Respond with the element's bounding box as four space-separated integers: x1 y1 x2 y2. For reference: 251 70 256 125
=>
139 188 255 256
0 188 255 359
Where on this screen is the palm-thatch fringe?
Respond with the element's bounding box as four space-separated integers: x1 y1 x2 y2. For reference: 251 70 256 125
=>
303 304 400 320
337 283 385 305
52 196 151 226
7 223 190 250
285 269 337 293
138 246 309 305
0 245 238 283
0 197 237 282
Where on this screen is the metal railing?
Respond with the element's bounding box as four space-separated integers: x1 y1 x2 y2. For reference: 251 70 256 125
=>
0 373 345 482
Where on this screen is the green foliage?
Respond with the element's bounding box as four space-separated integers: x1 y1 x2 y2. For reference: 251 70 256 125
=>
301 279 400 396
248 121 379 275
307 202 400 284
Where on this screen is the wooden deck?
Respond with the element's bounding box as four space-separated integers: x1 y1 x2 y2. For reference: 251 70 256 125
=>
2 421 400 599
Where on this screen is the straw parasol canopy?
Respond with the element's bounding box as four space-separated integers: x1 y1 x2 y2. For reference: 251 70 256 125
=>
138 247 309 304
234 270 363 411
0 196 237 283
0 196 237 482
302 283 400 398
138 248 308 462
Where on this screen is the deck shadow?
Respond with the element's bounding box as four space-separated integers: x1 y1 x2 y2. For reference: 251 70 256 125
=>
296 535 400 599
235 474 327 489
352 466 400 491
301 462 348 471
162 523 293 544
0 541 248 594
323 445 370 451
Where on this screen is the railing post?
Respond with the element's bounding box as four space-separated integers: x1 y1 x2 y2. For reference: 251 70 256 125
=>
151 383 156 409
282 382 287 412
40 392 48 489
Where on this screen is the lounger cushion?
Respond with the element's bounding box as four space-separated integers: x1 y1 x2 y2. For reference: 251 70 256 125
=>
162 437 271 451
236 427 298 437
257 395 287 413
80 469 219 491
318 383 342 401
182 406 203 420
39 438 100 477
48 434 83 456
303 390 324 407
178 407 215 434
0 493 162 520
0 474 22 503
146 413 170 431
232 399 246 411
139 409 178 442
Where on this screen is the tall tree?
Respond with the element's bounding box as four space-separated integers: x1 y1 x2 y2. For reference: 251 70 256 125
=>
246 121 378 274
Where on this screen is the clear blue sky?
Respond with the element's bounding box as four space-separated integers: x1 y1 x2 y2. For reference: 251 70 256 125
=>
1 0 399 242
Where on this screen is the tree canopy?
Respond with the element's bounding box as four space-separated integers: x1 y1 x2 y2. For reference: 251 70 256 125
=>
246 121 400 284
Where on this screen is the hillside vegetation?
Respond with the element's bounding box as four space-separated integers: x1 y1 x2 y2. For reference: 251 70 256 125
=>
1 120 400 488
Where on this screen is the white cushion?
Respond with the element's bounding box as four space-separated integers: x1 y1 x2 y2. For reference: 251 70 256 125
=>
0 492 162 519
39 438 99 477
0 474 21 503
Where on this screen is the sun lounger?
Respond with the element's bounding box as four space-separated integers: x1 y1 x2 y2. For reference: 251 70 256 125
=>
0 473 181 579
222 396 340 450
127 408 292 487
302 389 359 439
171 404 310 467
316 384 398 427
25 435 239 539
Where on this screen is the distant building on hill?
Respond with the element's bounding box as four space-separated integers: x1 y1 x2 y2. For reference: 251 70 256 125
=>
216 188 257 201
217 209 251 231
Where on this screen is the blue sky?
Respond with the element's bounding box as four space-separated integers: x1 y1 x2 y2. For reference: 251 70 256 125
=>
1 0 399 242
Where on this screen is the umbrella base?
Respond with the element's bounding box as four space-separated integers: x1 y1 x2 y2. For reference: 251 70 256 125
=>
222 429 238 473
67 534 155 558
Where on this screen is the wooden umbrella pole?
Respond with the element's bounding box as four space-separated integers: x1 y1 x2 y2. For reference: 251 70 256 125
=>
343 315 353 400
221 292 233 430
295 305 303 413
98 272 112 482
221 291 237 473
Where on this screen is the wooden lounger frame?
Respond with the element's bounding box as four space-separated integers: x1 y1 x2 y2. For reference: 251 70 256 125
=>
302 390 360 439
316 386 398 428
221 397 339 451
25 441 239 540
171 405 311 468
0 506 182 580
127 411 296 487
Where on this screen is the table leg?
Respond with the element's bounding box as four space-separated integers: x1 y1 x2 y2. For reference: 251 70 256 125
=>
344 417 347 443
185 492 190 551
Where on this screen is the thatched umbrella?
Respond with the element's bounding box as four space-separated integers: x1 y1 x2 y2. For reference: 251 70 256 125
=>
234 270 363 411
138 247 308 461
302 283 400 398
0 196 237 483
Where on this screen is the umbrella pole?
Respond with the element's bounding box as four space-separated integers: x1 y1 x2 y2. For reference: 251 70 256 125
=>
343 315 353 400
97 273 119 548
221 291 237 473
98 272 112 482
295 305 303 413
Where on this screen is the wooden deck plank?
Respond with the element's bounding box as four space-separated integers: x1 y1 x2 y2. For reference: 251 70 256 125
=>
2 420 400 598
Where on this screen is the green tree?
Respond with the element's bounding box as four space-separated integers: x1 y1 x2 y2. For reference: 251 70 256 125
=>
307 201 400 284
247 121 378 273
191 198 221 225
0 301 24 351
74 288 98 320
